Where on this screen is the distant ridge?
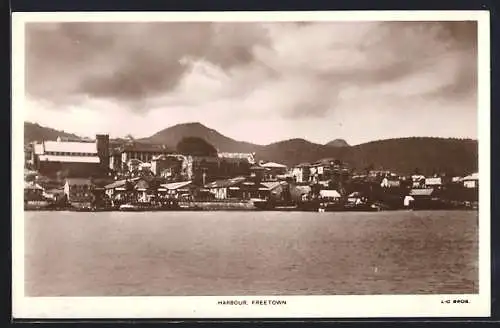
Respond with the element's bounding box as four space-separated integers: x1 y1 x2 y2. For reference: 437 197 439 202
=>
25 121 478 175
24 122 82 144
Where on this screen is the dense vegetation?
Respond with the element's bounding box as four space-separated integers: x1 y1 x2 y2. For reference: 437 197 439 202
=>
24 122 81 143
176 137 218 157
258 137 477 176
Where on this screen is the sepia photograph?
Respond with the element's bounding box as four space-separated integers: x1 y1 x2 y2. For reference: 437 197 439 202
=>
12 11 490 319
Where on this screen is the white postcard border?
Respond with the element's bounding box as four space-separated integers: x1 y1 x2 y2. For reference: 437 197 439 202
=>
11 10 491 319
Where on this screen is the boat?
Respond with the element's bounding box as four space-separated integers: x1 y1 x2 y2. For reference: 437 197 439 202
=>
119 203 141 211
251 198 274 210
342 202 381 212
24 200 51 211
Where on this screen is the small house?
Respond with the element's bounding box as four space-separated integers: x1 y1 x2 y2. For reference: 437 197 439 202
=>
319 189 341 202
289 184 312 203
24 182 44 201
161 180 196 200
258 181 289 202
205 177 251 200
411 175 426 188
406 188 442 209
260 162 288 181
380 177 401 188
64 178 94 208
463 172 479 189
425 177 443 188
104 177 140 199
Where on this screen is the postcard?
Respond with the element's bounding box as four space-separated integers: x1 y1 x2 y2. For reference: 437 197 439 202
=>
12 10 490 319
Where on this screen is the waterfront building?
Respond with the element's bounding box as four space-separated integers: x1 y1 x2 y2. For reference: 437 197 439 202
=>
463 172 479 189
259 181 290 202
319 189 342 201
205 176 263 200
24 181 44 201
289 184 312 203
407 188 440 209
31 135 109 178
64 178 94 208
104 177 141 199
160 181 196 199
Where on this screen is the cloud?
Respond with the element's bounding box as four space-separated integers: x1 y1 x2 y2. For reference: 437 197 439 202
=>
25 22 269 109
24 21 477 144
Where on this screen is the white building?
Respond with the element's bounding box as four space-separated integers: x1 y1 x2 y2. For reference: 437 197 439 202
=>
463 172 479 189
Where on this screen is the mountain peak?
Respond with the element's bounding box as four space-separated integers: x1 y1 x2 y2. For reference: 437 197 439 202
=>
172 122 206 128
326 139 350 148
141 122 259 153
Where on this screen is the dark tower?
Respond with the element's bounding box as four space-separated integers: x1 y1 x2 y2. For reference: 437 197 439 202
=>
96 134 110 175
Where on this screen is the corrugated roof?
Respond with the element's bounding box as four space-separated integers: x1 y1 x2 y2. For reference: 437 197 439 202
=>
205 177 246 188
161 181 193 190
261 162 287 168
463 172 479 181
261 181 283 190
24 182 43 190
292 185 311 193
43 140 97 154
409 188 434 196
134 180 150 190
319 190 341 198
104 177 140 189
218 152 254 159
250 165 267 170
314 158 337 166
39 155 100 163
121 143 170 153
425 177 442 185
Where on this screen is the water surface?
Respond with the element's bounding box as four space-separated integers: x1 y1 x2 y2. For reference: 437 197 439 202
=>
24 210 478 296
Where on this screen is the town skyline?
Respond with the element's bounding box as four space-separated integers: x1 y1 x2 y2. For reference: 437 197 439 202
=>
25 20 478 145
25 119 479 148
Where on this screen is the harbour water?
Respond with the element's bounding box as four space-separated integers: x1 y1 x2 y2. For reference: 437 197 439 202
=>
24 210 478 296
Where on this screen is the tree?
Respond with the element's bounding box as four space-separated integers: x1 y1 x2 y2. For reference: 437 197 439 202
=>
176 137 218 157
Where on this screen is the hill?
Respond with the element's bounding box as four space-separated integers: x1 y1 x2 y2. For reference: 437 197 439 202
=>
142 123 477 175
24 122 81 144
325 139 350 148
25 121 478 176
259 137 477 175
140 122 261 153
335 137 478 176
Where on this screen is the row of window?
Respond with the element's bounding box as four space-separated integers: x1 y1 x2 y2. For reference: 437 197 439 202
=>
46 151 97 157
69 185 91 191
124 152 166 162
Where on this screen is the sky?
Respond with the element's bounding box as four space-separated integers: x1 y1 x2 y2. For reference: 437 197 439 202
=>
24 20 478 145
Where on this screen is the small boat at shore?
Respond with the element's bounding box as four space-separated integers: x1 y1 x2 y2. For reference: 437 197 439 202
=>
118 201 180 211
119 204 140 211
251 198 274 210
